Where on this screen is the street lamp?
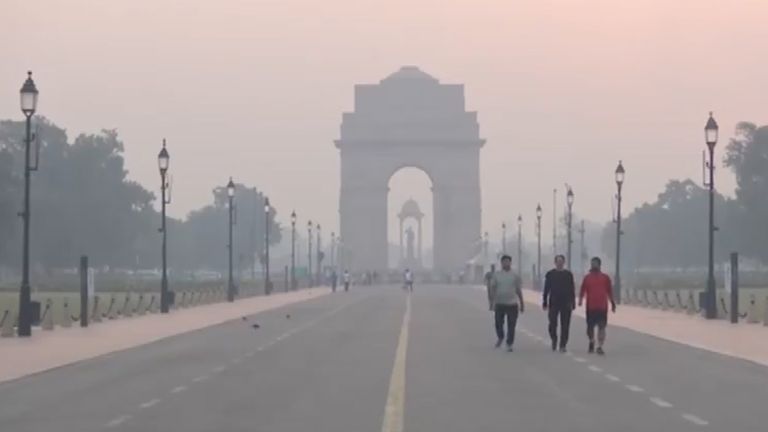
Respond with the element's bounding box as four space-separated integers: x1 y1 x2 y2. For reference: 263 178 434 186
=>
17 71 39 336
291 210 297 290
227 178 236 302
536 203 542 289
158 139 171 313
704 112 719 319
331 231 337 270
316 223 322 285
552 188 558 257
502 222 507 254
517 214 523 274
614 161 625 304
264 197 271 295
566 187 574 269
483 231 489 266
307 220 313 287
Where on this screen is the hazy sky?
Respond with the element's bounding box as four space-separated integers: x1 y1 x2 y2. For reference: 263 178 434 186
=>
2 0 767 250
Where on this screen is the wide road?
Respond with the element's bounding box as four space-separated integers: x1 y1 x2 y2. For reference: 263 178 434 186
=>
2 285 767 431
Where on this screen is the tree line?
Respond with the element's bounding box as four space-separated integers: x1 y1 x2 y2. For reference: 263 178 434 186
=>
600 122 768 269
0 118 280 279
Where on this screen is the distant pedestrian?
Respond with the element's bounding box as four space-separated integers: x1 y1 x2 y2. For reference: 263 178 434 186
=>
578 257 616 355
485 264 496 311
543 255 576 352
489 255 524 352
331 270 338 292
403 269 414 292
343 270 351 292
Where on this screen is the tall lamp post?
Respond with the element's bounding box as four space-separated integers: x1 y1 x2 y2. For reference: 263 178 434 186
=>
483 231 489 267
17 71 39 336
331 231 337 270
536 204 542 289
502 222 507 254
158 140 171 313
307 221 313 287
704 112 719 319
614 161 625 304
552 188 558 256
264 197 271 295
517 214 523 274
316 224 322 284
566 187 574 269
291 211 297 290
227 178 236 302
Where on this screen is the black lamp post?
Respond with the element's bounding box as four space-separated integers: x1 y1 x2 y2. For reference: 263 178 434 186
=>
502 222 507 254
517 214 523 274
316 223 322 284
614 161 625 304
307 221 313 287
536 203 542 288
704 112 719 319
158 140 171 313
566 187 574 269
483 231 489 266
291 210 296 290
227 178 236 302
331 231 337 270
17 71 39 337
264 197 271 295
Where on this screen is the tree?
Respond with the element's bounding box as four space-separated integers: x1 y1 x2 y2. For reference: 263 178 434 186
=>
724 122 768 262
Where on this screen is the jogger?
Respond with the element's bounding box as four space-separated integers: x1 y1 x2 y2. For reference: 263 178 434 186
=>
543 255 575 352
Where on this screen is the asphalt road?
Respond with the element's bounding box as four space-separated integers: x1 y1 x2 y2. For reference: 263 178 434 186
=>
1 284 767 431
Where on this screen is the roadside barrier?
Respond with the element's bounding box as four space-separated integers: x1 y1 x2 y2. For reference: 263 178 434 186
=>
41 299 54 330
1 310 15 337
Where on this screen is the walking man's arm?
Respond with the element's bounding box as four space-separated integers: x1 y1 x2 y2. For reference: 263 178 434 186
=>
606 275 616 312
516 274 524 313
542 271 551 309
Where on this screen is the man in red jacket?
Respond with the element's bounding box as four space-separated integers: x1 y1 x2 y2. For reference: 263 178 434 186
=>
578 257 616 355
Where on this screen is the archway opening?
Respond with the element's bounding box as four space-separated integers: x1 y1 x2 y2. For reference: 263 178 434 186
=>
388 167 433 270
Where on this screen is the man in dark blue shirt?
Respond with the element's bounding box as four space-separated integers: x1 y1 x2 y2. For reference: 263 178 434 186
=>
543 255 576 352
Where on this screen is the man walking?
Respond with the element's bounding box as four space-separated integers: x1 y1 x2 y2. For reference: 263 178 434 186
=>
579 257 616 355
489 255 524 352
543 255 575 352
343 270 351 292
404 268 414 292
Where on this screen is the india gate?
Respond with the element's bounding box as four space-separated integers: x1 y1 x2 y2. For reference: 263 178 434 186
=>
335 66 484 274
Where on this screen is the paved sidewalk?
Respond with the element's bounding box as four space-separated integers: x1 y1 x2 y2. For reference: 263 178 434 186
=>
0 288 329 383
521 288 768 367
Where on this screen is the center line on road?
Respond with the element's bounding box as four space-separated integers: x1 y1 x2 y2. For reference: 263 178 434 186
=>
192 375 209 383
170 385 187 394
105 415 131 428
605 374 621 382
232 358 242 364
139 398 161 409
573 357 587 363
626 385 645 392
588 365 603 372
649 397 673 408
245 351 255 357
681 413 709 426
213 365 226 373
381 294 411 432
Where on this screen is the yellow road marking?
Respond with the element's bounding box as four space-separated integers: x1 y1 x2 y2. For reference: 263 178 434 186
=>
381 294 411 432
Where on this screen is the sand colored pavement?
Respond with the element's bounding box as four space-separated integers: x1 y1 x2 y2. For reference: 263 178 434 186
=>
522 288 768 367
0 288 329 384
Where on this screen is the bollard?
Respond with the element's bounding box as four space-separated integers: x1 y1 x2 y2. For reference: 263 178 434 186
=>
91 296 102 323
763 295 768 326
686 291 697 315
79 255 89 327
41 299 54 331
121 294 133 317
136 294 146 315
61 300 73 328
1 310 14 337
107 296 119 320
729 252 739 324
746 295 760 324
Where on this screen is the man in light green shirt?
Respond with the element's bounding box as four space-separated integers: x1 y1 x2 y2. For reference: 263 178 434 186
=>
489 254 524 351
